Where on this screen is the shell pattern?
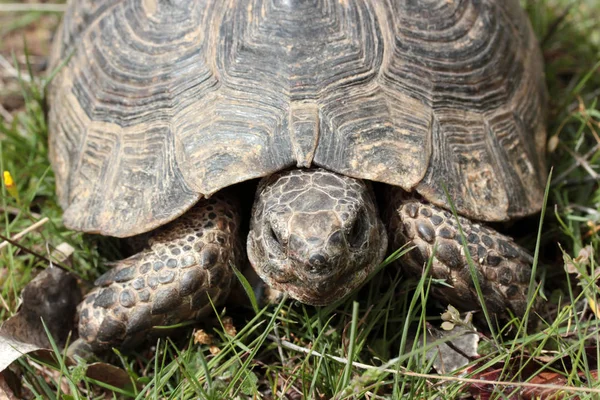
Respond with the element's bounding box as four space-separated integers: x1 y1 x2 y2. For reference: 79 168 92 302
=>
48 0 547 237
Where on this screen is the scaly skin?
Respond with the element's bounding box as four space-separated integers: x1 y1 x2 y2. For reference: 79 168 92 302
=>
385 189 535 318
76 169 537 351
78 193 242 351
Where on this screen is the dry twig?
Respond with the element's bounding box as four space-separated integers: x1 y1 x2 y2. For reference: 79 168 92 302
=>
0 217 48 250
268 334 600 396
0 4 67 13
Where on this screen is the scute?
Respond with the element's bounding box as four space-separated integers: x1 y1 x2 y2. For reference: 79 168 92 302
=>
48 0 546 237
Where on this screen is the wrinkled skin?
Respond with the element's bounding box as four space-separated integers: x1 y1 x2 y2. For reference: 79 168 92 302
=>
247 169 388 305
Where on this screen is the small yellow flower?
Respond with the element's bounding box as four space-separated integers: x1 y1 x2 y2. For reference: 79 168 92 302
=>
3 171 19 202
3 171 13 187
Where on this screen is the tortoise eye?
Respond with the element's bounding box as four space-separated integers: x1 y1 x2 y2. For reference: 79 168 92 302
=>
348 208 368 248
264 223 286 257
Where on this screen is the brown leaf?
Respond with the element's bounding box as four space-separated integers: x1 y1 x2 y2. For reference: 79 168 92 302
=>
0 335 43 373
522 370 598 400
86 362 139 390
0 267 138 391
425 325 479 374
466 354 599 400
466 367 521 400
0 267 81 371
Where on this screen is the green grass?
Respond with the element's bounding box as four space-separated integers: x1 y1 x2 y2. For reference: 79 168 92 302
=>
1 0 600 398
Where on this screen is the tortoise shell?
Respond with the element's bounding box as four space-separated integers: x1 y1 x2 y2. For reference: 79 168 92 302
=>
48 0 547 238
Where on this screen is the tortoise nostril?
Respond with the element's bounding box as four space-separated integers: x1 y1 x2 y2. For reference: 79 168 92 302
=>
307 236 321 245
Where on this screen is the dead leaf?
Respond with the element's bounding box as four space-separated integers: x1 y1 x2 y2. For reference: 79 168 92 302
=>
86 362 139 390
1 267 80 348
466 367 521 400
0 267 141 391
0 336 43 373
466 354 599 400
426 326 479 374
522 370 598 400
0 267 81 371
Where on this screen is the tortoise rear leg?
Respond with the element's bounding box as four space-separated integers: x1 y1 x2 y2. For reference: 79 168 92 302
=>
386 189 535 318
77 193 243 352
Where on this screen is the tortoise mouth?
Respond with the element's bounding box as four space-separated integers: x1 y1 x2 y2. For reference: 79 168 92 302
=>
248 223 389 306
279 265 377 306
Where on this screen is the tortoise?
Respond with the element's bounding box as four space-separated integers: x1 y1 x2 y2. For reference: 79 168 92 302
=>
47 0 547 352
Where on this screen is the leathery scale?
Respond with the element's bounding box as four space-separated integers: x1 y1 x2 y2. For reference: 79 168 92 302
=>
78 194 243 350
77 168 535 351
386 191 535 317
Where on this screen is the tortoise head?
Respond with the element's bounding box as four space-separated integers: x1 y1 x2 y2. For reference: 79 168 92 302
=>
247 168 387 305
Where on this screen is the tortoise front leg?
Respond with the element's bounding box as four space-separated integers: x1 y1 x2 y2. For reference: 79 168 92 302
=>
385 189 535 318
77 193 243 351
